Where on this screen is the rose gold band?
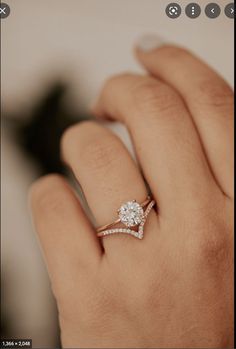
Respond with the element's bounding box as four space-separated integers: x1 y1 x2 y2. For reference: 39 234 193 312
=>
97 199 155 240
96 196 151 233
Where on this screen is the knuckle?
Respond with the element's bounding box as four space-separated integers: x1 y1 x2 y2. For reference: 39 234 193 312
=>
198 230 229 261
161 46 234 111
187 214 230 267
131 79 159 101
30 174 67 213
62 121 123 173
81 135 122 172
130 79 180 116
195 78 234 110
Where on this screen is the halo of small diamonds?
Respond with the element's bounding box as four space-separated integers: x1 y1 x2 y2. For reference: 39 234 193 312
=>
118 200 144 227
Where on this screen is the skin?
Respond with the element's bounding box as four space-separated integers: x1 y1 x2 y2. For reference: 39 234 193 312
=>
30 45 234 348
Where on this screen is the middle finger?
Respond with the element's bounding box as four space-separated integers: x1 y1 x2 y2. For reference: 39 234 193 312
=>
92 74 219 216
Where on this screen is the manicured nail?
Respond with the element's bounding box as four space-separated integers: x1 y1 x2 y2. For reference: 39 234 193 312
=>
136 34 165 52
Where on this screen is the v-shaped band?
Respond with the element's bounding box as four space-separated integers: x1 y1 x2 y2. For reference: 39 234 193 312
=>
97 200 155 240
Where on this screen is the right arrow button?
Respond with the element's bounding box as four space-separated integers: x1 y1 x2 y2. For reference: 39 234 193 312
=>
225 3 235 18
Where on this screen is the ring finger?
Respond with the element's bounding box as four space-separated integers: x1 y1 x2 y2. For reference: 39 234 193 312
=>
61 121 158 259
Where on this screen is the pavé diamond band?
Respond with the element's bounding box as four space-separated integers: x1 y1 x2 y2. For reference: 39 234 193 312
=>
96 197 155 240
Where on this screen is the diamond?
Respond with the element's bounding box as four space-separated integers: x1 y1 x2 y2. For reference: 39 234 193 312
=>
118 200 144 227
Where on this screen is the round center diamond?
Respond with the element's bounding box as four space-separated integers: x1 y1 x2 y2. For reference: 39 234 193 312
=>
118 201 144 227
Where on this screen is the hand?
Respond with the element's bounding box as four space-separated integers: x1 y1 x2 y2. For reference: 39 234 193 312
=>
30 42 234 348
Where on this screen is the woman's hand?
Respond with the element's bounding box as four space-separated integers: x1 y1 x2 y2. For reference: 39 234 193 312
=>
30 42 234 348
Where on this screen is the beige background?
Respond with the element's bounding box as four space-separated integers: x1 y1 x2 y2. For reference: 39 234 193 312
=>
1 1 234 348
2 0 234 114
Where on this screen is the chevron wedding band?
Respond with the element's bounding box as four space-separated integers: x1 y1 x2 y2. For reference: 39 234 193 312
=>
96 197 155 240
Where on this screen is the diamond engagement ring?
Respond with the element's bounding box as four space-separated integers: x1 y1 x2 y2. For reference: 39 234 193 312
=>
97 197 155 240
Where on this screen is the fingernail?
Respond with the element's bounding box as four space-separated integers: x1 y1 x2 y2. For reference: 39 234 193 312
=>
136 34 165 52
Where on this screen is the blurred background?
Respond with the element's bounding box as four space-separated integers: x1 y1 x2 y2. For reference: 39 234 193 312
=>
1 0 234 348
